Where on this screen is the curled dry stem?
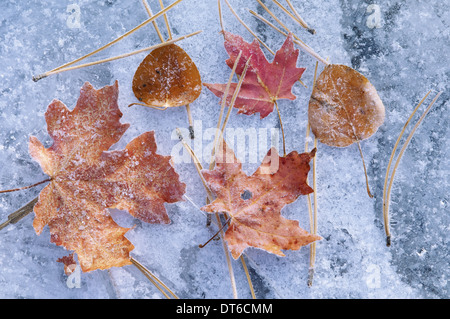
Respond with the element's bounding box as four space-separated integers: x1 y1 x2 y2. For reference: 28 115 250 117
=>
383 91 441 246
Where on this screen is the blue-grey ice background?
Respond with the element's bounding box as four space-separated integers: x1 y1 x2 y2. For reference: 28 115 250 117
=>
0 0 448 298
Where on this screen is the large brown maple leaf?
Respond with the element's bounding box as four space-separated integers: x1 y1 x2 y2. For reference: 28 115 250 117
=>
29 81 186 272
204 31 305 119
201 140 320 259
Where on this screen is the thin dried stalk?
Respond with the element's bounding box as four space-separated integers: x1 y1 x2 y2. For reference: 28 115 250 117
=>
220 57 252 132
128 102 168 110
382 90 430 245
249 8 328 65
357 141 374 198
209 50 243 169
159 0 173 40
274 101 286 157
32 0 185 81
34 31 202 79
130 257 178 299
222 0 275 55
176 129 239 298
383 91 441 246
0 179 50 194
142 0 165 42
285 0 315 34
307 136 318 286
218 0 225 33
0 196 38 231
185 104 195 139
269 0 314 34
307 61 319 287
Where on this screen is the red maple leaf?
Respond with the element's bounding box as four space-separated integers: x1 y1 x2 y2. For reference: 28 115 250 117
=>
204 31 305 119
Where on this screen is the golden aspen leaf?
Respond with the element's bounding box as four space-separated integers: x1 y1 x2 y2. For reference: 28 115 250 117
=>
132 44 202 108
308 64 385 147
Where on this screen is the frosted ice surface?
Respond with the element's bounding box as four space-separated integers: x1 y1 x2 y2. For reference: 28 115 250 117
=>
0 0 448 298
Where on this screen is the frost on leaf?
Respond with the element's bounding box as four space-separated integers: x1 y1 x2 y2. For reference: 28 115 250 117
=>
200 140 321 259
29 81 186 272
132 44 202 108
308 64 385 147
204 31 305 119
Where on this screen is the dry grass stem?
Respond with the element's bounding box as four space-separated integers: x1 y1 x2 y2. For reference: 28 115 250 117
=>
307 61 319 287
209 50 243 169
176 128 239 298
274 101 286 157
357 141 374 198
382 90 430 245
383 91 441 246
270 0 314 34
159 0 173 40
130 257 179 299
285 0 315 34
0 197 38 231
220 57 252 132
34 31 202 80
223 0 275 55
249 7 328 65
32 0 185 81
142 0 165 42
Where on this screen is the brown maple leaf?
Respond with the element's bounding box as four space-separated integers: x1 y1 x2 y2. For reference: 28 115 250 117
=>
308 64 385 147
29 81 186 272
204 31 305 119
200 140 321 259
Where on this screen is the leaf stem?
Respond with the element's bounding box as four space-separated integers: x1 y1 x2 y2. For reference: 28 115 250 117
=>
308 137 318 286
0 178 51 194
383 91 441 246
186 104 195 139
199 217 231 248
356 141 374 198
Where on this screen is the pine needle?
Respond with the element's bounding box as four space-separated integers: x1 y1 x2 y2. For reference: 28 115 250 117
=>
307 61 319 287
0 197 38 231
33 31 202 80
383 91 441 246
176 128 239 298
32 0 186 81
248 8 328 65
130 257 179 299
